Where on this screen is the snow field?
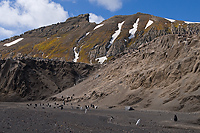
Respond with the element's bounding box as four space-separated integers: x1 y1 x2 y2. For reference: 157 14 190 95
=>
107 21 125 48
93 24 104 30
95 56 107 64
129 18 139 39
3 38 24 47
73 47 79 62
145 20 154 29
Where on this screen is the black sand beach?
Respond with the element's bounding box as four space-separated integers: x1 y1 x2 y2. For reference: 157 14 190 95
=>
1 102 200 133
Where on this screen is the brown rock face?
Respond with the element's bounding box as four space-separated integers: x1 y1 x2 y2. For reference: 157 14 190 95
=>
0 58 95 102
55 34 200 112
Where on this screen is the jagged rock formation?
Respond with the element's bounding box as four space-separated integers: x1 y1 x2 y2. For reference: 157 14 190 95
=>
0 13 200 64
54 34 200 112
0 58 95 102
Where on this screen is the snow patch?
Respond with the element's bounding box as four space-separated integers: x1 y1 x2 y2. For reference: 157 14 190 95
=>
184 21 200 24
73 47 79 62
93 24 104 30
95 56 107 64
86 32 90 36
78 32 90 43
166 18 200 24
107 21 125 48
3 38 24 47
129 18 139 39
145 20 154 29
165 18 175 23
90 60 93 64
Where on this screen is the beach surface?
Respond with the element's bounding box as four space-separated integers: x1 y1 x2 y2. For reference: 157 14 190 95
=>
0 102 200 133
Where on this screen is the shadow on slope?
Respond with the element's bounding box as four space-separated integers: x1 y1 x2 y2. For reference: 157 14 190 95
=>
0 58 96 102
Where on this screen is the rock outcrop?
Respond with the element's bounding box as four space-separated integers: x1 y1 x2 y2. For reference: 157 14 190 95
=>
0 58 95 102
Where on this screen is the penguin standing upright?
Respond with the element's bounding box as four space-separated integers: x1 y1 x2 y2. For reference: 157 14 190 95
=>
174 115 178 122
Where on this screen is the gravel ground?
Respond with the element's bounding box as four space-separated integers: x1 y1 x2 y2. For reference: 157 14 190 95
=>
0 102 200 133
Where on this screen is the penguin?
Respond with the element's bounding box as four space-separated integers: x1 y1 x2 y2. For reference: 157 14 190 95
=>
174 115 178 122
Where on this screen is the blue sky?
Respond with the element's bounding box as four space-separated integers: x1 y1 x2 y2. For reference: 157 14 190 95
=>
0 0 200 40
56 0 200 21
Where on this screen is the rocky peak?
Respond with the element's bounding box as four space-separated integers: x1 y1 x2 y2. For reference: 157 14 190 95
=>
78 13 90 22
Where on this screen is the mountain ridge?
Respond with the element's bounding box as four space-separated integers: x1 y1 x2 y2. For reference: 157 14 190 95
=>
0 12 200 64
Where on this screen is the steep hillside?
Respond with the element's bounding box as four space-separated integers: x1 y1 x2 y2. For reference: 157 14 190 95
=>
53 34 200 112
0 58 95 102
0 13 200 64
1 12 200 110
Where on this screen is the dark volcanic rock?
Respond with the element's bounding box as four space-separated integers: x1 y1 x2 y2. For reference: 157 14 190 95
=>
0 58 96 102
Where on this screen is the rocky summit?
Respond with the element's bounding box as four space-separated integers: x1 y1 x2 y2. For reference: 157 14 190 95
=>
0 13 200 112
